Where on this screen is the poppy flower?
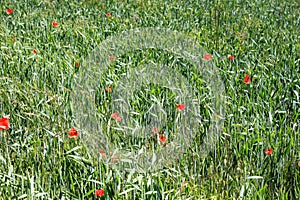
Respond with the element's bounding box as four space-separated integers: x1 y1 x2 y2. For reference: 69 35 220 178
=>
68 127 79 139
75 62 79 67
159 134 166 143
228 55 234 61
109 56 115 61
99 149 107 159
95 189 105 197
106 13 111 17
12 37 17 41
116 117 122 122
152 127 158 133
176 104 186 111
203 54 212 60
105 86 112 92
243 74 251 84
111 112 122 122
33 49 37 54
0 118 9 130
298 161 300 167
52 21 58 27
264 147 273 155
6 9 13 15
111 112 119 119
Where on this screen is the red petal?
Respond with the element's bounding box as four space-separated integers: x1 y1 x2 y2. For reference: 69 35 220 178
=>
111 112 119 119
176 104 186 111
243 74 251 84
68 127 79 139
203 54 212 60
152 127 158 133
99 149 107 159
0 118 9 130
52 21 58 27
6 9 13 15
105 86 112 92
228 55 234 61
159 134 166 143
116 116 122 122
264 147 273 155
95 189 105 197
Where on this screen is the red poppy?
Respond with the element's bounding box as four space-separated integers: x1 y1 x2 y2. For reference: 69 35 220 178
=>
68 127 79 139
106 13 111 17
0 118 9 130
95 189 105 197
111 112 119 119
203 54 212 60
298 161 300 167
109 56 115 61
176 104 186 111
264 147 273 155
52 21 58 27
105 86 112 92
99 149 107 159
228 55 234 61
33 49 37 54
6 9 13 15
111 112 122 122
75 62 79 67
152 127 158 133
244 74 251 84
115 117 122 122
159 134 166 143
12 37 17 41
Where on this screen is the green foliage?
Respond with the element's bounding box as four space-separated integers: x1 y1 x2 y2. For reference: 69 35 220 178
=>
0 0 299 199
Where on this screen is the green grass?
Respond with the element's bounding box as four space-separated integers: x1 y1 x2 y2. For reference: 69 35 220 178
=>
0 0 299 199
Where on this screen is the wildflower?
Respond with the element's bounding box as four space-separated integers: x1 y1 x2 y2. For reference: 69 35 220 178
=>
203 54 212 60
264 147 273 155
52 21 58 27
176 104 186 111
159 134 166 143
298 161 300 167
152 127 158 133
0 118 9 130
243 74 251 84
115 117 122 122
12 37 17 41
228 55 234 61
99 149 107 159
109 56 115 61
6 9 13 15
68 127 79 139
95 189 105 197
111 112 122 122
75 62 79 67
33 49 37 54
106 13 111 17
105 86 112 92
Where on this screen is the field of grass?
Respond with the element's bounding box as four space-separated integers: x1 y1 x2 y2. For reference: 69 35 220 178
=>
0 0 299 199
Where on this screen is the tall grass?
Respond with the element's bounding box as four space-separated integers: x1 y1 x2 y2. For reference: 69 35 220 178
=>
0 0 299 199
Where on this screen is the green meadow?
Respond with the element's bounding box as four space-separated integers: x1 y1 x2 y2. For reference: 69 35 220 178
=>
0 0 299 199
